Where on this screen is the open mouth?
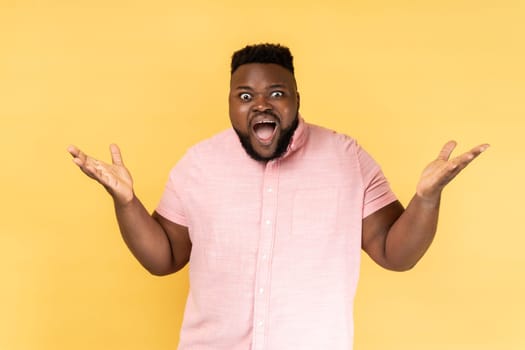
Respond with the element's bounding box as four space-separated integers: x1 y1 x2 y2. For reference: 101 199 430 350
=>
253 121 277 144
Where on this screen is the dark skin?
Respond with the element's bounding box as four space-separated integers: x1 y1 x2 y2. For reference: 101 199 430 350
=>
67 143 190 275
228 63 300 160
67 63 488 274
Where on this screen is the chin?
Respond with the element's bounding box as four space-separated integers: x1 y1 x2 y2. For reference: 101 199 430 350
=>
233 116 299 162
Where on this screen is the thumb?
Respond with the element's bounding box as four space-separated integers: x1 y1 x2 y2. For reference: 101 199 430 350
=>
109 144 124 166
437 140 457 161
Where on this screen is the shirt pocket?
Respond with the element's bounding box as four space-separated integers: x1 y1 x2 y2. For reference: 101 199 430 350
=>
291 188 339 236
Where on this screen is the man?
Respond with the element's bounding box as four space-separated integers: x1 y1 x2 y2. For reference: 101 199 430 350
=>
68 43 488 349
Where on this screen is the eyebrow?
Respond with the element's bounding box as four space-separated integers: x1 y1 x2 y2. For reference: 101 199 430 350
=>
268 84 287 89
234 84 288 91
234 86 254 91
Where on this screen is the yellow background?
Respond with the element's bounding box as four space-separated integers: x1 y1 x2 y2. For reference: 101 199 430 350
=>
1 0 523 349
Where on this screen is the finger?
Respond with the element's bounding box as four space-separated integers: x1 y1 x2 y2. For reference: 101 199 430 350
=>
451 143 490 168
80 157 99 176
84 159 110 182
437 140 457 161
71 148 102 176
70 148 89 167
67 145 88 165
71 156 85 167
110 144 124 166
471 143 490 155
67 145 79 157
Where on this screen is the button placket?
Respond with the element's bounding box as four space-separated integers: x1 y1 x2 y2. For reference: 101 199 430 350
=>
251 160 279 350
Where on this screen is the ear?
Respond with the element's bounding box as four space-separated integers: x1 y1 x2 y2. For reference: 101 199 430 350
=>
296 91 301 110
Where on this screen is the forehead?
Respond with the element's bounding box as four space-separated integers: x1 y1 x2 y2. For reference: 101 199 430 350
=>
230 63 296 89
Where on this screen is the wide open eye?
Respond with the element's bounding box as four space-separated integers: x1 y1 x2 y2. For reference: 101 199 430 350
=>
239 93 252 101
270 91 284 98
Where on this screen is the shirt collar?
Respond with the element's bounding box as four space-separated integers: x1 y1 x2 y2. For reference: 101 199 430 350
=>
279 114 309 160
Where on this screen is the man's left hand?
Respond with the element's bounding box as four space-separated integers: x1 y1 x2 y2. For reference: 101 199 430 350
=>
416 141 489 202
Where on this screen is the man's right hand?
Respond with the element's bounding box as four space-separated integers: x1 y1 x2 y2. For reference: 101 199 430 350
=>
67 144 134 206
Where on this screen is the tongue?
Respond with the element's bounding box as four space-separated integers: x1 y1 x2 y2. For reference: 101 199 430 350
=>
255 124 275 140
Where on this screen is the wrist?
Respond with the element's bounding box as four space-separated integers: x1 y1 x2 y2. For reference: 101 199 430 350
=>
414 191 441 209
113 191 136 208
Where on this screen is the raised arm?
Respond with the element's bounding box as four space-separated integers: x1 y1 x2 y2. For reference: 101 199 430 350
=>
67 144 191 275
362 141 489 271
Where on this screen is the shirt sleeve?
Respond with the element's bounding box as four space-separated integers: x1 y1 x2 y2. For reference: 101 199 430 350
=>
155 151 192 227
357 144 398 218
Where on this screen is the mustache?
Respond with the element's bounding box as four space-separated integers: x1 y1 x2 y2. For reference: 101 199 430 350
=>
251 110 280 120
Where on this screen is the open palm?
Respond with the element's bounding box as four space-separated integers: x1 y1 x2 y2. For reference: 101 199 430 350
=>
416 141 489 201
68 144 134 205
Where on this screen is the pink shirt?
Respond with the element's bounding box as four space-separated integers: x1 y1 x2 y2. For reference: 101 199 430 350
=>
156 118 397 350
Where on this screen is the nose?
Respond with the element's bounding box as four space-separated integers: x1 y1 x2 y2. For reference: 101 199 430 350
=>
252 94 272 113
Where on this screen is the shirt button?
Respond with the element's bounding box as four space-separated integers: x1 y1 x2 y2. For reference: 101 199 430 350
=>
262 254 267 260
259 288 264 294
267 187 273 193
258 320 264 327
265 219 271 225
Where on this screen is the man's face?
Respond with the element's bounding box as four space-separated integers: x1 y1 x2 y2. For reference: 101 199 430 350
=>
229 63 300 161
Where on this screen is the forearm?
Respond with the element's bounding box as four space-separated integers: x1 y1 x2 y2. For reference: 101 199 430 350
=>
363 141 487 271
384 194 441 270
114 195 174 275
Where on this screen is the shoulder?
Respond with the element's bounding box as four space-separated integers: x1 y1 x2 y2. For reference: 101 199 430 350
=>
170 127 254 179
187 128 239 157
167 128 238 175
304 122 359 155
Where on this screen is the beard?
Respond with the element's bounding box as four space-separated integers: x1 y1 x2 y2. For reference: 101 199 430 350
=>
233 115 299 162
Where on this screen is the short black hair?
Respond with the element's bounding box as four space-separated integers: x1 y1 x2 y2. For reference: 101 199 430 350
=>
231 43 294 75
